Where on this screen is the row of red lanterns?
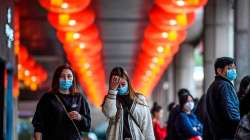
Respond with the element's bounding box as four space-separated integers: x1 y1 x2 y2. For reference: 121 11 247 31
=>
14 6 48 93
18 46 48 91
132 0 207 96
39 0 106 106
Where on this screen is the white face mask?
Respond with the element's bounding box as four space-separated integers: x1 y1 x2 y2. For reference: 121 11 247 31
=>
184 101 194 111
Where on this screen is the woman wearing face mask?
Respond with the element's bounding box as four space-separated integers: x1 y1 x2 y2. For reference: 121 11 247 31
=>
32 64 91 140
174 92 203 140
102 67 155 140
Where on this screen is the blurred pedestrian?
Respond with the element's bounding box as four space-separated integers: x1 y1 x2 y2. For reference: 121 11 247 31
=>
175 91 203 140
166 89 190 140
151 102 167 140
238 75 250 117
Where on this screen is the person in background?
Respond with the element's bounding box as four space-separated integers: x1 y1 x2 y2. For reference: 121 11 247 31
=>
151 102 167 140
32 64 91 140
166 89 191 140
204 57 240 140
102 67 155 140
175 92 203 140
238 75 250 117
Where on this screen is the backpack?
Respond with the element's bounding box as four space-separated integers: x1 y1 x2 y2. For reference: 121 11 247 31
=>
234 113 250 140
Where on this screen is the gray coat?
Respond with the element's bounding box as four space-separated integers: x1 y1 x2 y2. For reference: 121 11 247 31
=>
102 90 155 140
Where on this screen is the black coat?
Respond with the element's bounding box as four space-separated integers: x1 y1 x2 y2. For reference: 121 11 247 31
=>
240 90 250 117
32 92 91 140
204 76 240 140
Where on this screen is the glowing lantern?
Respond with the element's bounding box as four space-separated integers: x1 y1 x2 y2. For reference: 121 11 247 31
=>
144 24 186 45
156 0 208 13
141 39 178 57
48 8 95 31
149 6 196 30
57 25 99 44
39 0 91 13
18 46 29 63
63 39 103 56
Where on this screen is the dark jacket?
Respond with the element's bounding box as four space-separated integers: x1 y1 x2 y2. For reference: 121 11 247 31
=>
166 105 180 140
32 92 91 140
204 76 240 140
240 90 250 117
194 94 206 124
175 112 203 140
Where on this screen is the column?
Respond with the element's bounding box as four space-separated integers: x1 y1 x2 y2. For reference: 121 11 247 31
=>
203 0 234 91
174 44 196 96
235 0 250 88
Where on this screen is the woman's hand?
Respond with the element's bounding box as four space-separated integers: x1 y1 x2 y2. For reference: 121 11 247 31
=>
34 132 42 140
68 111 82 121
109 76 120 90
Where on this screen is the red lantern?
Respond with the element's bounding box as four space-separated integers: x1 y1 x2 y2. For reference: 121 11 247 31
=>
57 25 99 44
48 8 95 31
156 0 208 13
141 39 178 58
144 24 186 45
39 0 91 13
149 6 196 30
63 39 103 56
18 46 29 63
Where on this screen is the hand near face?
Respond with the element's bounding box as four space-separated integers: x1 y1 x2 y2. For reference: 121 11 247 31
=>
68 111 81 121
109 76 120 90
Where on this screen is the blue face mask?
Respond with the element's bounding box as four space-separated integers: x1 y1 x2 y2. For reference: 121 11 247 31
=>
117 85 128 95
59 79 73 90
227 69 237 81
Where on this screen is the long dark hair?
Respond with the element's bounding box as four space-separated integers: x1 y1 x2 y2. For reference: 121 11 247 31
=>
109 66 137 100
238 75 250 100
51 64 79 94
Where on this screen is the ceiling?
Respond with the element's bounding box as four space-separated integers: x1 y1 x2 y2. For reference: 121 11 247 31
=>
18 0 203 100
18 0 152 100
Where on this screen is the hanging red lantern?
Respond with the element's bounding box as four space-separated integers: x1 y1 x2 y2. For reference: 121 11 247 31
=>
18 46 29 63
144 24 186 45
57 25 99 44
149 6 196 30
63 39 103 56
141 39 178 58
48 8 95 31
39 0 91 13
156 0 208 13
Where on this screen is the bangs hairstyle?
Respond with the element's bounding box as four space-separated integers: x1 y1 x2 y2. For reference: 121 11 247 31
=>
51 64 79 94
109 67 137 100
179 94 194 110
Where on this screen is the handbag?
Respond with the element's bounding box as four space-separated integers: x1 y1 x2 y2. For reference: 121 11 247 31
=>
55 94 82 140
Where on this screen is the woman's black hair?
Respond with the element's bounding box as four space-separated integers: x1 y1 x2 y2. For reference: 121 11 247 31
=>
167 102 176 112
151 102 162 117
238 75 250 99
179 93 194 110
51 64 79 94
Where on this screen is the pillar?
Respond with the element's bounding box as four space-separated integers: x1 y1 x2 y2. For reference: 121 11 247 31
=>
174 44 196 97
235 0 250 88
203 0 234 91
